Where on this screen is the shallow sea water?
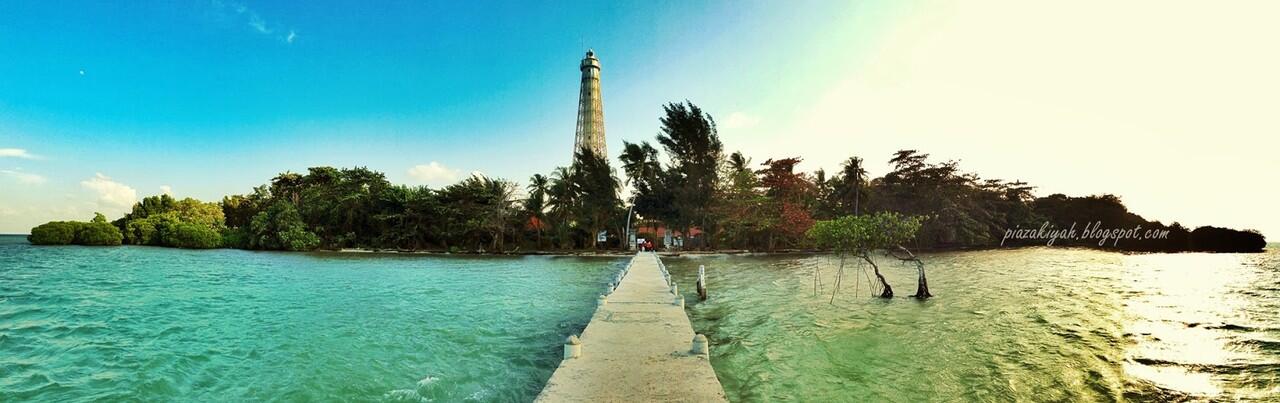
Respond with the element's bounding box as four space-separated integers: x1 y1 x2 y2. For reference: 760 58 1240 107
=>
0 236 624 402
668 247 1280 402
5 234 1277 402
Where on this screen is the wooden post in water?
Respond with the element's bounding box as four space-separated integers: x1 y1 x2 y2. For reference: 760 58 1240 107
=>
697 265 708 301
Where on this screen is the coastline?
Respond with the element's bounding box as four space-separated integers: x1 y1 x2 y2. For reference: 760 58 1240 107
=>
5 235 1266 256
320 243 1273 257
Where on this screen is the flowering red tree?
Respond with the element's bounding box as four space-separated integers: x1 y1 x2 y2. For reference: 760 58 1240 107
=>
758 157 816 249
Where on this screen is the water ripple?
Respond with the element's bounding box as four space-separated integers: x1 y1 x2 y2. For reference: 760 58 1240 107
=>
0 236 624 402
669 247 1280 402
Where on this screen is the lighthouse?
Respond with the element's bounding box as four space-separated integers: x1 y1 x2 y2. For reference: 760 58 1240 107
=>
574 49 607 159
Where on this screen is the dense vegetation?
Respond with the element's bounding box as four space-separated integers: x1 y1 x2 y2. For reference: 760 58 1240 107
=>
113 195 225 249
28 213 123 246
28 101 1265 253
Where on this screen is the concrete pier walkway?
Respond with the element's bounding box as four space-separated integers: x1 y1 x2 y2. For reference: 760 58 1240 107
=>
536 252 727 402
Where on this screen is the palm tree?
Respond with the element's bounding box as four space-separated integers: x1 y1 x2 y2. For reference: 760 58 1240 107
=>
727 151 750 174
837 156 867 215
619 141 661 187
478 175 517 252
546 166 579 248
525 174 549 248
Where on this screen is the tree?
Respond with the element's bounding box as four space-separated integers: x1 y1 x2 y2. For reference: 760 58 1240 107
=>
619 141 663 188
77 220 124 246
434 175 516 251
29 213 123 246
170 223 222 249
545 166 581 249
29 222 78 245
655 101 723 247
807 212 928 299
830 156 868 216
221 186 270 228
713 151 770 249
480 175 519 252
249 200 319 251
758 157 815 250
572 146 622 249
875 150 991 247
291 167 392 248
619 140 677 232
119 195 225 248
525 174 550 249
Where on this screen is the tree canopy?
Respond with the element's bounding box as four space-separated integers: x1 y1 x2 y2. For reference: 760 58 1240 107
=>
27 101 1264 255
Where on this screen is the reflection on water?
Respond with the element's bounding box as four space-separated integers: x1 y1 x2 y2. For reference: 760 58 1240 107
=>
667 247 1280 402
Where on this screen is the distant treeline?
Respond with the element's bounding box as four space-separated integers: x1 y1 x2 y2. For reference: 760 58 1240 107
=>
1007 194 1266 252
28 101 1265 253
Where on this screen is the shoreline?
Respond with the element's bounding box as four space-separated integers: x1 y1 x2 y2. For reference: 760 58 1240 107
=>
320 243 1272 257
5 235 1267 255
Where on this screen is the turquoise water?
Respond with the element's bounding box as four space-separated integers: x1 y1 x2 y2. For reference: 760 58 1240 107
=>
0 236 624 401
7 235 1278 402
668 248 1280 402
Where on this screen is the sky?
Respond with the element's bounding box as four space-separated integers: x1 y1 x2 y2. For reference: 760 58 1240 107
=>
1 1 1277 237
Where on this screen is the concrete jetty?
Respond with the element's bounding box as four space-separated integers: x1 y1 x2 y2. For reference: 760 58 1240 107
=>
536 252 727 402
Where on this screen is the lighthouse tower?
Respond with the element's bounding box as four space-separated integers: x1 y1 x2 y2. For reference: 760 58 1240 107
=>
574 49 607 159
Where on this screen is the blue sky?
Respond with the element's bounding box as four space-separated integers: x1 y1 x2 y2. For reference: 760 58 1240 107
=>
2 1 1278 237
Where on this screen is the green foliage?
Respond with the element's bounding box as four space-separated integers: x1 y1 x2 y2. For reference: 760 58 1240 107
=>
808 212 924 254
292 166 391 248
436 175 518 251
249 200 319 251
572 146 623 248
119 195 225 248
222 186 270 228
29 213 123 246
124 213 170 245
371 184 439 250
169 223 222 249
220 227 251 249
77 222 124 246
29 221 79 245
280 227 321 251
655 102 723 242
30 101 1251 255
865 150 1044 248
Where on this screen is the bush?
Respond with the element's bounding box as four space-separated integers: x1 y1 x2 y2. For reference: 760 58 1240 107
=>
29 214 123 246
280 227 320 251
248 201 319 251
170 223 222 249
220 227 251 249
76 222 124 246
125 217 159 245
29 221 80 245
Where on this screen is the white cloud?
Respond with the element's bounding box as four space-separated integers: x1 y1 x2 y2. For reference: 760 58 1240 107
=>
722 112 761 130
211 0 295 43
248 14 270 34
0 148 38 159
407 162 460 185
80 173 137 208
160 185 173 196
0 169 45 184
